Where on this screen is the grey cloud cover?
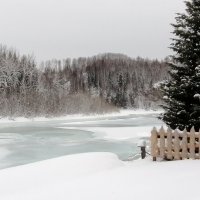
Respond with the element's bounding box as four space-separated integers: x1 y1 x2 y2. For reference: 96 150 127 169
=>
0 0 185 61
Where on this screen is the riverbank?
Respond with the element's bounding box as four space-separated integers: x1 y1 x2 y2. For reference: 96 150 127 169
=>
0 109 162 124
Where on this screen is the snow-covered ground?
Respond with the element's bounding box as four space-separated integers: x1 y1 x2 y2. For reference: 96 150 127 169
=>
0 152 199 200
0 110 197 200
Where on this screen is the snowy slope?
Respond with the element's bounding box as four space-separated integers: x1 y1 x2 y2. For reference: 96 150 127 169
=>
0 152 199 200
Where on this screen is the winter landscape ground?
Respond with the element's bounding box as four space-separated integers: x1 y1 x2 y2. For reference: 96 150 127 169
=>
1 152 200 200
0 110 198 200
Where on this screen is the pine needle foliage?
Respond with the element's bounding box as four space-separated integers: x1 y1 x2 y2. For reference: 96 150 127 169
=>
160 0 200 131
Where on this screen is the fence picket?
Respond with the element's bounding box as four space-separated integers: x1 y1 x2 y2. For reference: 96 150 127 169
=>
181 129 188 159
151 127 200 161
151 127 158 161
198 132 200 159
174 130 180 160
159 126 165 159
166 127 173 160
189 127 195 159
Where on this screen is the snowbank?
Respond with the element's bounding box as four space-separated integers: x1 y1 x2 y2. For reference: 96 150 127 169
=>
56 109 163 140
0 153 123 199
0 152 200 200
59 126 158 140
93 126 156 140
0 109 162 123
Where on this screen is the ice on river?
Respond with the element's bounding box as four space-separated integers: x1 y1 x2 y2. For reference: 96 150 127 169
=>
0 110 163 169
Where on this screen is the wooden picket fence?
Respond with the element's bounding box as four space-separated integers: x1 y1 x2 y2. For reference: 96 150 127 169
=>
151 126 200 161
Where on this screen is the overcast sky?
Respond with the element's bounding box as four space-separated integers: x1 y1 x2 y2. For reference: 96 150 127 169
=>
0 0 185 61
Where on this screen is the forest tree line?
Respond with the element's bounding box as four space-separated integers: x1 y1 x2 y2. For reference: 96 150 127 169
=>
0 45 169 117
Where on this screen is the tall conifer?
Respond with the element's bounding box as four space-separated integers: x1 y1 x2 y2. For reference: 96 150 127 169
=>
160 0 200 130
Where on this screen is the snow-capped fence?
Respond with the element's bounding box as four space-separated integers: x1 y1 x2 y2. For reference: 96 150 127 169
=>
151 127 200 161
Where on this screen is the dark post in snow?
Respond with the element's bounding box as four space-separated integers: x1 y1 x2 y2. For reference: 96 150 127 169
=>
137 140 146 159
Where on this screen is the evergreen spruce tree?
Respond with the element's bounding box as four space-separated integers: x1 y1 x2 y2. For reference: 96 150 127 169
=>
160 0 200 131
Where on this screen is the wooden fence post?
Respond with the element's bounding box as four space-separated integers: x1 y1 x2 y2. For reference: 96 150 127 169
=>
166 127 173 160
174 130 180 160
181 128 188 159
198 130 200 159
151 127 158 161
189 127 195 159
159 126 165 159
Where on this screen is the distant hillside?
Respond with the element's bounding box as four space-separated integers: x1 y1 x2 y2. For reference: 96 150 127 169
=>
0 46 169 117
41 53 169 109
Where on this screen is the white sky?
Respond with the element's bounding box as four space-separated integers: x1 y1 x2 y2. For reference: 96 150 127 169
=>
0 0 185 61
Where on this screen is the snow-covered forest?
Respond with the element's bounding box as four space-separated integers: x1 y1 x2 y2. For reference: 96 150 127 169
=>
0 45 169 117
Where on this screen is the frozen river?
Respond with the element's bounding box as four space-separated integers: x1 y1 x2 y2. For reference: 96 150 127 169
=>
0 111 163 169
